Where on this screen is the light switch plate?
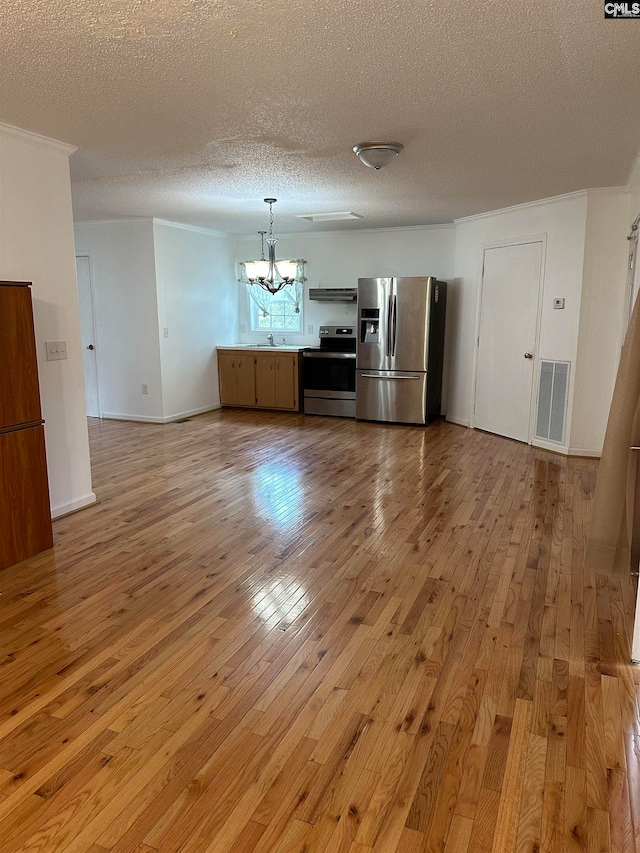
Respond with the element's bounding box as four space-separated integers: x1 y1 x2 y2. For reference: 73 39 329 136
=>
45 340 68 361
553 298 565 309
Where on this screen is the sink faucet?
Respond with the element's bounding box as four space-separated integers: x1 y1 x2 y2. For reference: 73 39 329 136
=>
267 334 274 346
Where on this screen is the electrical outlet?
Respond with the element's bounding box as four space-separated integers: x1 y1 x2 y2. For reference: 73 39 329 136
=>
163 327 169 338
240 323 247 333
142 384 148 395
45 340 68 361
307 324 313 335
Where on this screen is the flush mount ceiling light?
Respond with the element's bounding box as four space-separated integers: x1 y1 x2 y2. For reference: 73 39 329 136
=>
240 198 305 295
352 141 404 170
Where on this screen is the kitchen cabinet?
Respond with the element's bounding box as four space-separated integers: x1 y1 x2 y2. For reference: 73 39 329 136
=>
255 353 298 410
255 354 276 408
0 281 53 570
217 351 256 407
218 349 301 412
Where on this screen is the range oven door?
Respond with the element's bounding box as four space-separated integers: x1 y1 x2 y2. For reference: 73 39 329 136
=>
303 352 356 400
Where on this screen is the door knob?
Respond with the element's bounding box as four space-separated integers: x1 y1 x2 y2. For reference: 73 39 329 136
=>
86 344 94 350
524 352 533 359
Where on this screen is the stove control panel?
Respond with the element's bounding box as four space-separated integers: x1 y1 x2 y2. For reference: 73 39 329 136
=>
319 326 356 337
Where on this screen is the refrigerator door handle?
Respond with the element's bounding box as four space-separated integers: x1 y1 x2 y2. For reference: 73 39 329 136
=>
386 294 393 357
391 295 397 356
360 374 422 380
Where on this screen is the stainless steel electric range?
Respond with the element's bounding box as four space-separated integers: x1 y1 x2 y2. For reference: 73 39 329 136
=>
302 325 356 418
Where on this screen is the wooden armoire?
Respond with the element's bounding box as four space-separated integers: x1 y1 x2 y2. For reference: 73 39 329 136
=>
0 281 53 569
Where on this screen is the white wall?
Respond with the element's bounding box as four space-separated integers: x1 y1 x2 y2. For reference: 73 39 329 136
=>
570 190 629 455
451 193 589 452
74 220 164 421
153 221 238 418
236 226 456 346
74 219 238 423
0 123 95 517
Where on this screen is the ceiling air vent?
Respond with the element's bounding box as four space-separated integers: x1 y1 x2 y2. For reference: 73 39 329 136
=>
308 288 357 302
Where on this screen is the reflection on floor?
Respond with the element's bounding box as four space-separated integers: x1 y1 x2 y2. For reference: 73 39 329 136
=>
0 409 636 852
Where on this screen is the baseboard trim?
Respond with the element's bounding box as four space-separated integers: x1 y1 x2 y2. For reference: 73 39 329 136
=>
163 405 221 422
102 412 165 424
567 447 602 458
531 440 601 458
441 422 602 458
445 415 470 428
532 438 569 455
101 405 220 424
51 492 97 519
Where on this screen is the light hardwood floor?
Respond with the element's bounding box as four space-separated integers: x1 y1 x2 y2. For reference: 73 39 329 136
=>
0 410 638 852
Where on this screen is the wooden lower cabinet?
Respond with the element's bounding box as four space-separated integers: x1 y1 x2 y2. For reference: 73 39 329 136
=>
217 351 256 407
274 354 297 410
255 355 276 408
218 350 300 412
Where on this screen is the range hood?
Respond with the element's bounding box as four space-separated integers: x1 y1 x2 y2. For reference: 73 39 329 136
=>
308 287 357 302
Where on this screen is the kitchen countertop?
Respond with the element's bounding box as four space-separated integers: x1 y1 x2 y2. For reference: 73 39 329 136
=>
217 344 310 353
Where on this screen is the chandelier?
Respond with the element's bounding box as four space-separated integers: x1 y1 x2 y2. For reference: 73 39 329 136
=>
240 198 305 295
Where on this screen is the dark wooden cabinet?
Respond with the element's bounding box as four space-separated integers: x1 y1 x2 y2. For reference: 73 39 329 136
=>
0 282 53 570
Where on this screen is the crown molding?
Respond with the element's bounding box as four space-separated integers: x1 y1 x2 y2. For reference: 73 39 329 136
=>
0 121 76 156
239 222 456 240
454 190 591 224
455 186 629 226
585 186 629 198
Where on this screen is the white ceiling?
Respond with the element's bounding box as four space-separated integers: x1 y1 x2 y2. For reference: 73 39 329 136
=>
2 0 640 234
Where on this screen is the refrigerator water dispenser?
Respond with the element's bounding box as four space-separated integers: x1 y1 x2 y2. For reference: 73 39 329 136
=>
360 308 380 343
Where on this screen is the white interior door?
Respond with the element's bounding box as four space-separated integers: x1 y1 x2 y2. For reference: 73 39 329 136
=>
474 241 543 443
75 255 101 418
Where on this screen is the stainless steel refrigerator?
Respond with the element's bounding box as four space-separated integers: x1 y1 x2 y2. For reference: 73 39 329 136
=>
356 276 447 425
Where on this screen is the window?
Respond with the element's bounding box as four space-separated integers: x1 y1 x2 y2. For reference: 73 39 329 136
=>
247 283 303 334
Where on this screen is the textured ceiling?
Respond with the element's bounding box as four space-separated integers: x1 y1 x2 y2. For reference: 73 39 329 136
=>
2 0 640 234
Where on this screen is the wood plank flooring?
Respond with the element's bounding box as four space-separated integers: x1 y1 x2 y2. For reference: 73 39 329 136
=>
0 409 638 852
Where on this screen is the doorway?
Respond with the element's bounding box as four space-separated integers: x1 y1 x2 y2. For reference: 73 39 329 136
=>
75 255 101 418
473 240 543 443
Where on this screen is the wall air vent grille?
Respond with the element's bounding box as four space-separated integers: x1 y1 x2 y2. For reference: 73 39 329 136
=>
535 360 570 443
